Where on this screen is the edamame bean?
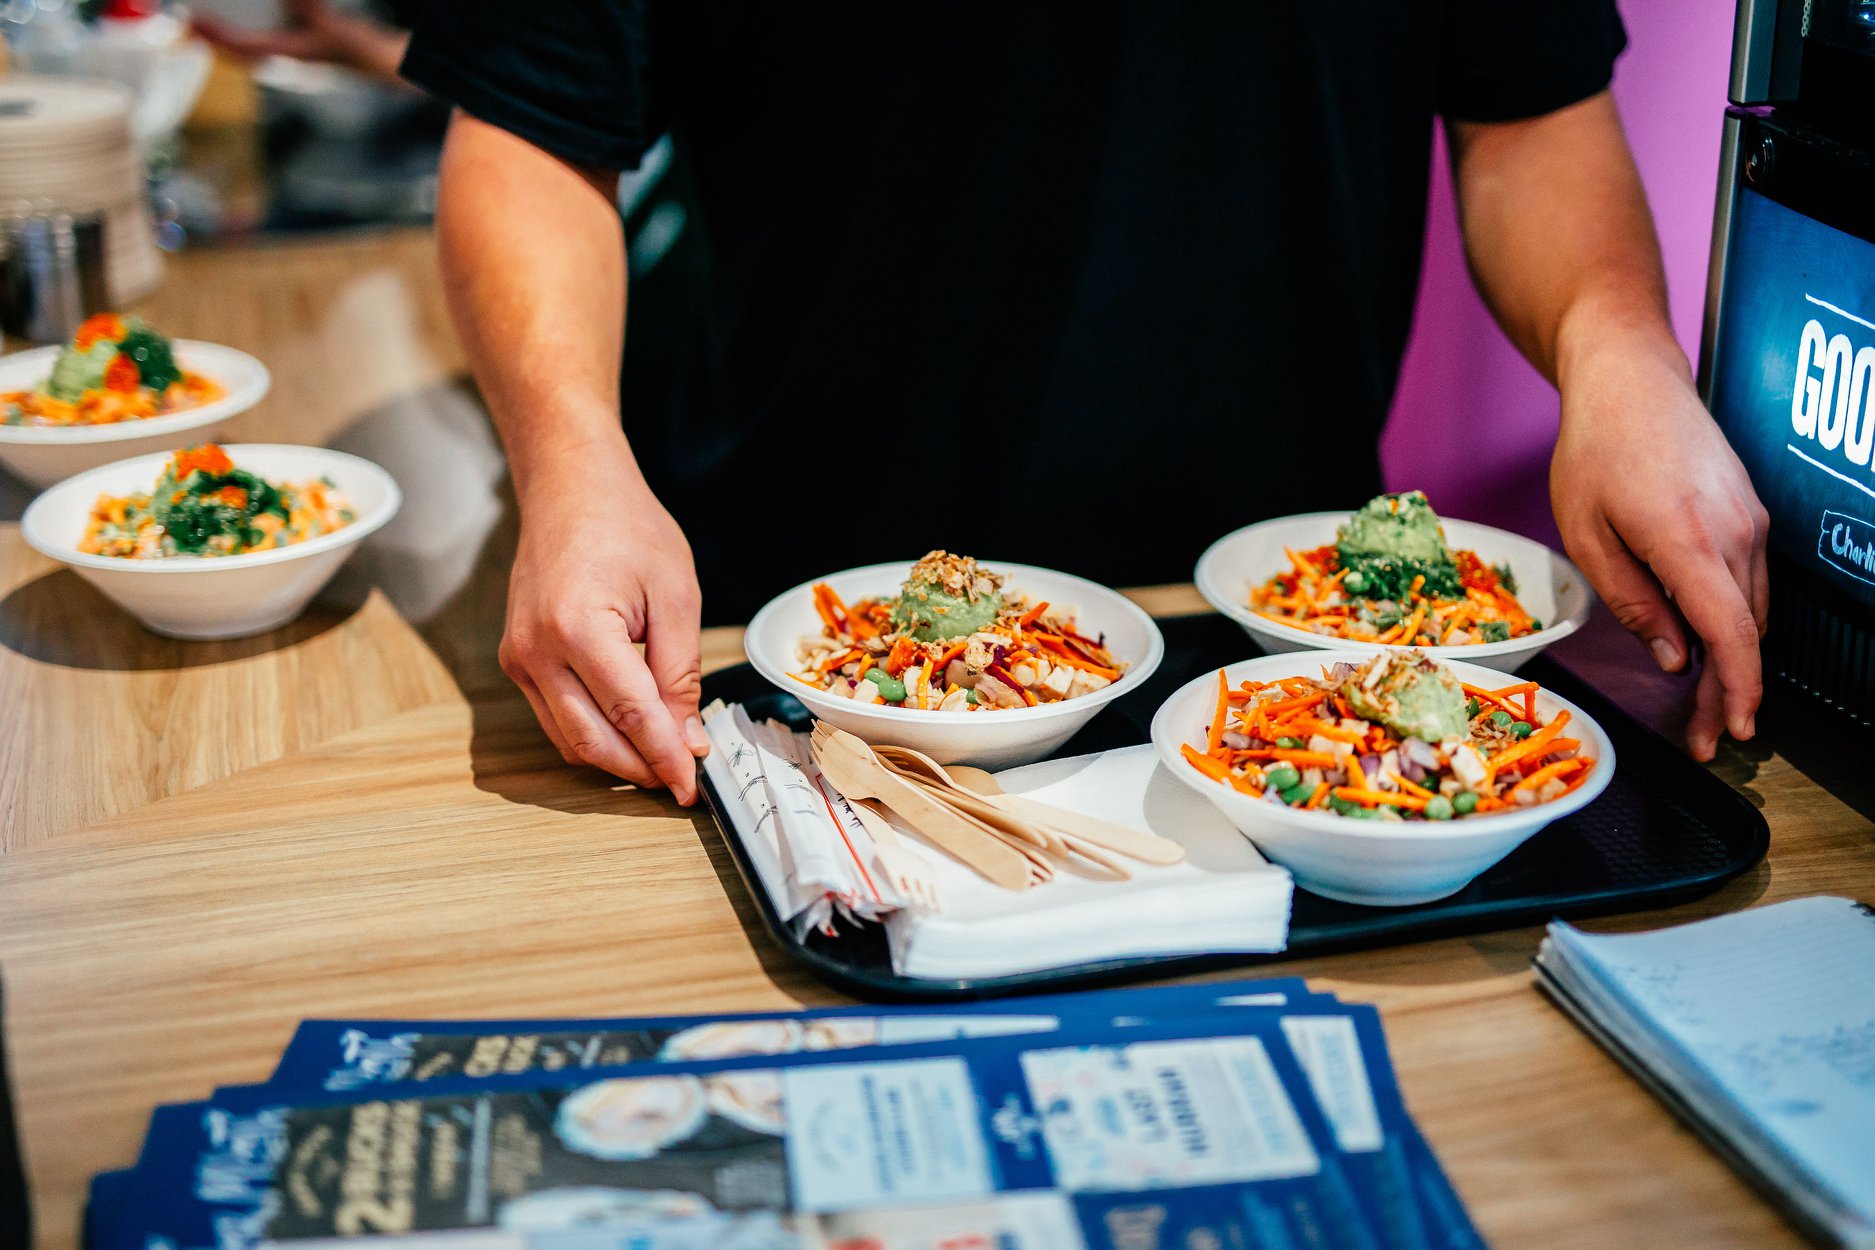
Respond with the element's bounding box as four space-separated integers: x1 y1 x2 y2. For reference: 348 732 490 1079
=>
1489 709 1513 727
1280 783 1315 806
1453 791 1478 815
1276 736 1304 750
1425 795 1454 821
1265 764 1301 792
1511 721 1533 738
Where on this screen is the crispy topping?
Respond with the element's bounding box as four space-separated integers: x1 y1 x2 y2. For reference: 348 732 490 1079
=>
905 550 1003 602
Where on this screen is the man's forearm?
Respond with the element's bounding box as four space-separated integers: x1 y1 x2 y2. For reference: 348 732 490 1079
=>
434 112 642 509
1447 91 1677 393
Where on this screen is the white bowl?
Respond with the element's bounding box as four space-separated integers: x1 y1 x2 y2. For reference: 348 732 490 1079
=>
0 341 272 487
745 560 1164 770
20 444 401 640
1194 512 1591 673
1149 650 1616 906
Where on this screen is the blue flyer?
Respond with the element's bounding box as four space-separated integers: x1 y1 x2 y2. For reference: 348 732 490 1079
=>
264 977 1320 1091
113 1015 1391 1250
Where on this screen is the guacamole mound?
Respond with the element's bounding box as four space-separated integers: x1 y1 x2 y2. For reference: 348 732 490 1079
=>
889 550 1005 642
1336 491 1463 600
47 340 114 403
1340 652 1469 744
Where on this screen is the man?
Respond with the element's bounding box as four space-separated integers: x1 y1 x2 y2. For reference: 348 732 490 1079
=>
403 3 1769 806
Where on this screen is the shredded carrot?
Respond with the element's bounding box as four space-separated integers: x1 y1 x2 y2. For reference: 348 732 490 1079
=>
1512 757 1585 792
1394 773 1436 800
1263 691 1329 717
810 583 843 635
854 655 874 680
1345 752 1369 789
933 641 969 672
1182 743 1232 783
1332 787 1429 812
1305 782 1331 809
1018 600 1050 627
883 636 920 677
1272 748 1338 768
1207 670 1230 753
1487 710 1571 776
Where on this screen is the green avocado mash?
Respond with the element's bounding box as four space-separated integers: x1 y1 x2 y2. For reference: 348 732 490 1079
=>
888 550 1005 642
46 340 114 403
1336 491 1462 600
1340 653 1469 743
891 583 1003 642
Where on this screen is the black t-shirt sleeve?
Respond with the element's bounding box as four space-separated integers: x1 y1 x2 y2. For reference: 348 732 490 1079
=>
399 0 657 170
1436 0 1628 123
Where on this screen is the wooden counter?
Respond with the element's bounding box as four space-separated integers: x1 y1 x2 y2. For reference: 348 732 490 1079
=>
1 228 1872 1250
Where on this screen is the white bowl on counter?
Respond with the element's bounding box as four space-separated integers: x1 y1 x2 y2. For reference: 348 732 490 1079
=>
21 444 401 640
0 341 272 487
1149 650 1615 906
744 560 1164 770
1194 512 1592 673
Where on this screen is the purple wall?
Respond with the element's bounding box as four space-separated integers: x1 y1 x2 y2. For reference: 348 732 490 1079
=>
1381 1 1736 542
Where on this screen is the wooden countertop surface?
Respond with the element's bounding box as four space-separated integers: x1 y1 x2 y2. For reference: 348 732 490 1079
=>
1 228 1872 1250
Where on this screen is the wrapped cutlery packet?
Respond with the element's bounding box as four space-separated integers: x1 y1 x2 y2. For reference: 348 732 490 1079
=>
700 701 1294 979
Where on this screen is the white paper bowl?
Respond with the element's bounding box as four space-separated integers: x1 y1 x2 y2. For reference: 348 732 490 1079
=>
1195 512 1591 673
1150 650 1616 906
20 444 401 640
745 561 1164 770
0 341 272 486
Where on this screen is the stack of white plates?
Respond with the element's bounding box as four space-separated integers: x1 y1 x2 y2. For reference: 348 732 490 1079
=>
0 76 164 305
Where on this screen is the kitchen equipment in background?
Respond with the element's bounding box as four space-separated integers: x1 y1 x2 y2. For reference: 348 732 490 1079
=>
1703 0 1875 728
0 76 164 312
0 207 107 343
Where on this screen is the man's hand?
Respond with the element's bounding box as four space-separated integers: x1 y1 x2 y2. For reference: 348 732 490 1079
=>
499 447 709 803
1551 335 1769 761
1448 92 1769 760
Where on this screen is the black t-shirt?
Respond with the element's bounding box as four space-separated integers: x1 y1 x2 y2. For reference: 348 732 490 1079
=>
404 3 1625 623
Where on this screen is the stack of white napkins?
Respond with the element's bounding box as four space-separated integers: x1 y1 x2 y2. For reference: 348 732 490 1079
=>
701 702 1294 980
883 744 1293 979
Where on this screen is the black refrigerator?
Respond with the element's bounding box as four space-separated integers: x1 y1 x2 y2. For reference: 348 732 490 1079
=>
1703 0 1875 726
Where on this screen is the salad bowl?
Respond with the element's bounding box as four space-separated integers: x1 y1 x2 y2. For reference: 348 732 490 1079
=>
1150 650 1615 906
745 560 1164 769
21 444 400 639
0 341 271 487
1196 511 1592 673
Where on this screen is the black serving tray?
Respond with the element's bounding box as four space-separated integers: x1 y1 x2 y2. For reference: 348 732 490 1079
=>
700 613 1770 1002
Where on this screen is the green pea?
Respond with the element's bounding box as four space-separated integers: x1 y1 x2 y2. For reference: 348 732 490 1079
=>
1264 764 1302 792
1530 619 1543 631
1276 736 1304 750
1466 698 1481 718
1453 791 1479 815
870 674 907 703
1280 783 1316 806
1489 709 1513 728
1424 795 1454 821
1511 721 1533 738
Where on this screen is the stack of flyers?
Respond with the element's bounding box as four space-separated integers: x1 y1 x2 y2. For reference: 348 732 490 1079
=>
87 979 1484 1250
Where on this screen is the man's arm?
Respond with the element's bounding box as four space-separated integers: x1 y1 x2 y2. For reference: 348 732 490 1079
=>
1448 91 1769 760
436 111 708 802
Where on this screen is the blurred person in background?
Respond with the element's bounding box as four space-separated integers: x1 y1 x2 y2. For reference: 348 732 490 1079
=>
191 0 409 81
402 5 1767 805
